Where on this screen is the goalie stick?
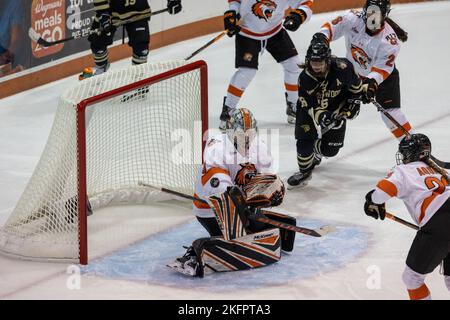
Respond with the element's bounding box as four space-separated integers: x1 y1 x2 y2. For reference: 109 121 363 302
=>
138 181 335 237
28 8 169 47
371 99 450 175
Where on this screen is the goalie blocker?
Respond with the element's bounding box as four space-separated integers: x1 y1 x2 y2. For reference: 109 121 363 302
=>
169 176 296 277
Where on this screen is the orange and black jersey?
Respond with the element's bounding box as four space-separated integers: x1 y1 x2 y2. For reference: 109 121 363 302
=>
94 0 151 25
297 57 363 124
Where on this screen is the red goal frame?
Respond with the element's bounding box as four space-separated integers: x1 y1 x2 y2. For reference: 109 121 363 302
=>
75 60 208 265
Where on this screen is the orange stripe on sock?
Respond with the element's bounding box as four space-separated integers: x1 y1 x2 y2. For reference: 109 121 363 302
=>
391 122 412 138
284 83 298 92
408 284 430 300
227 85 244 98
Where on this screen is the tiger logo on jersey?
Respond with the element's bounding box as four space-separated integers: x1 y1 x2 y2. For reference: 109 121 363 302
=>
252 0 277 21
351 44 372 70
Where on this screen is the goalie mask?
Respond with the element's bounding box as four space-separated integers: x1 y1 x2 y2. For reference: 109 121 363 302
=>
226 108 258 156
396 133 431 165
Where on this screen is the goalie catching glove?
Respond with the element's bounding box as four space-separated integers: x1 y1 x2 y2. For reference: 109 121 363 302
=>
243 174 285 208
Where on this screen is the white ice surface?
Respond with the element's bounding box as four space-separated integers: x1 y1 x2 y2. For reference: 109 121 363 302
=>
1 2 450 299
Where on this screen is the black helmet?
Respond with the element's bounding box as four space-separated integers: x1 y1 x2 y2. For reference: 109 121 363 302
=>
363 0 391 32
396 134 432 165
305 33 331 78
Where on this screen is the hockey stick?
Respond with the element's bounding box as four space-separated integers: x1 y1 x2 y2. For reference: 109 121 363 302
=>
371 99 450 177
138 181 335 237
184 30 227 61
28 8 169 47
385 212 419 231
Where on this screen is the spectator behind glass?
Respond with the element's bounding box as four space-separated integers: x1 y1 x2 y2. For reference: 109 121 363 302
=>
0 0 25 77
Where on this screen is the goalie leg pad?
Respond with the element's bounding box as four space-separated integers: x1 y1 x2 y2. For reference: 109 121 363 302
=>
263 212 296 252
206 187 249 241
193 228 281 275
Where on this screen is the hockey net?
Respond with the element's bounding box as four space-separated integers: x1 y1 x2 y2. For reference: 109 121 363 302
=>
0 60 208 264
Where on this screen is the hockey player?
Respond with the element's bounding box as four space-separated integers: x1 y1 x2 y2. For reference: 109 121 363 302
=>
219 0 314 129
319 0 412 140
168 108 296 277
287 34 364 189
364 133 450 300
79 0 182 79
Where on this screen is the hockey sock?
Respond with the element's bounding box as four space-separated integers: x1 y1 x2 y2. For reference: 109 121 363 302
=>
380 108 413 140
225 67 257 109
280 56 301 104
402 265 431 300
93 49 109 68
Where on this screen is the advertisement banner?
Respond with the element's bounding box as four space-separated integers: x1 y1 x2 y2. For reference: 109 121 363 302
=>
31 0 66 58
0 0 122 81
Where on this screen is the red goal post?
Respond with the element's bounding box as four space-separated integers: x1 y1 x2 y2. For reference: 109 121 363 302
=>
0 60 208 265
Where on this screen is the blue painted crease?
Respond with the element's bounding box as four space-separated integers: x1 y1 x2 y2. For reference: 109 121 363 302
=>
82 219 369 290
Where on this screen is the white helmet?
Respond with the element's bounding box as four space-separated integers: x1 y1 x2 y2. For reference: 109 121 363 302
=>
226 108 258 155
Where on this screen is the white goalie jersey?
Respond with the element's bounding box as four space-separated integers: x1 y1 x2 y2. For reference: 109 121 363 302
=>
320 10 401 85
228 0 314 40
193 133 275 218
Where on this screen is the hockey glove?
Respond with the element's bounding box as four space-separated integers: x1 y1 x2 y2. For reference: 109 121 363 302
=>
361 78 379 104
224 10 241 37
167 0 182 15
235 163 257 187
364 190 386 220
318 111 338 129
243 174 285 208
98 13 112 36
283 9 306 32
341 97 362 120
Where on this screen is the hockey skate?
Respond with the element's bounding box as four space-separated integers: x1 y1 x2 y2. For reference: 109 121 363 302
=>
219 97 232 131
313 152 322 167
167 246 201 277
285 93 296 124
287 170 312 189
78 63 110 81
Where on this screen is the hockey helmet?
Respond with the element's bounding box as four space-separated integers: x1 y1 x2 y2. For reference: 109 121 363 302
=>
396 133 431 165
305 33 331 78
226 108 258 155
363 0 391 32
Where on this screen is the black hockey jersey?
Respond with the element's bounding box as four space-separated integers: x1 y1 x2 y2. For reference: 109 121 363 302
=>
298 57 363 124
94 0 151 25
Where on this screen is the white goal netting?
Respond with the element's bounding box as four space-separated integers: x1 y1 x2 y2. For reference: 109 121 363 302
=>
0 60 207 263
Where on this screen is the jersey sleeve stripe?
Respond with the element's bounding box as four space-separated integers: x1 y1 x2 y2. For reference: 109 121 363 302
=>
321 23 333 41
301 1 314 9
376 179 398 197
371 67 390 81
201 167 230 185
391 122 412 138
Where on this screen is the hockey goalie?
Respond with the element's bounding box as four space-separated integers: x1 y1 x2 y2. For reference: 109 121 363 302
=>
168 108 296 277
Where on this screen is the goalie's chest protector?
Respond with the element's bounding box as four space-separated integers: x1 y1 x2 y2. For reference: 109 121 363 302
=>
194 134 274 198
207 134 273 182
